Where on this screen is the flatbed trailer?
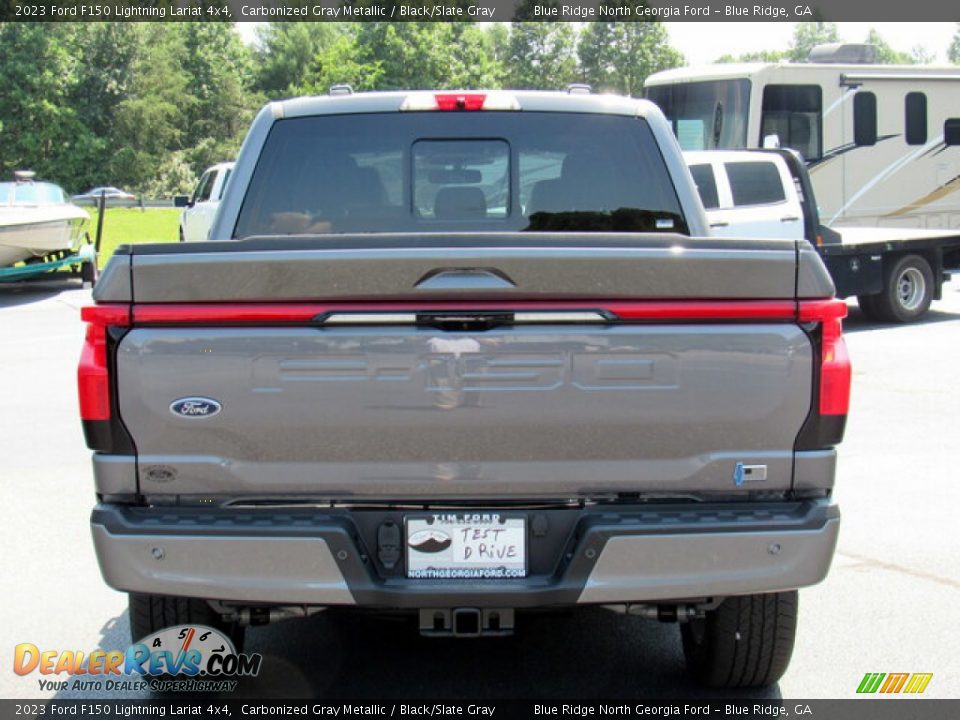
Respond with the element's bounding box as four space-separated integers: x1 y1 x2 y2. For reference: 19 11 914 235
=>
780 149 960 322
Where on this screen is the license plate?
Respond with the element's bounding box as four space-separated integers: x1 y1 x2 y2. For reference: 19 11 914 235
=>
405 513 527 579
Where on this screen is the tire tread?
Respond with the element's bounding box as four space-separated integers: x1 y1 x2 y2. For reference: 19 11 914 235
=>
681 591 798 688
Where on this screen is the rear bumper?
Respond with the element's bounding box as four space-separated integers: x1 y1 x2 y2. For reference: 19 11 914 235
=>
91 500 839 608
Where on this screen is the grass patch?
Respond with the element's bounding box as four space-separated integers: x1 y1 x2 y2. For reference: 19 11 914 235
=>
87 208 180 265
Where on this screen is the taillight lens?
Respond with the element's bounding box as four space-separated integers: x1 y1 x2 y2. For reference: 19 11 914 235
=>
799 299 852 416
78 305 129 420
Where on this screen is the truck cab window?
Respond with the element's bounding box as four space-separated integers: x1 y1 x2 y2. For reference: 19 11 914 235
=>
218 168 233 200
413 140 509 220
759 85 822 161
194 171 215 203
854 92 877 147
234 113 688 237
725 162 786 206
688 164 719 209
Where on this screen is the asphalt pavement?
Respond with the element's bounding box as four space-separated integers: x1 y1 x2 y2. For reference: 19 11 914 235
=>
1 277 958 701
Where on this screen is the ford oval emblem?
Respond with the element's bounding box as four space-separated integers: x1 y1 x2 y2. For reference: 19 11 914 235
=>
170 397 222 419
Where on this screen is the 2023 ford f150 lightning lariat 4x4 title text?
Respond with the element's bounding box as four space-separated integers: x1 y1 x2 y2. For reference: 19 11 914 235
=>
79 90 850 688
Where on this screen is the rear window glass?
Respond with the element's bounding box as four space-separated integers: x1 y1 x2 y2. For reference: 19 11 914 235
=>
725 162 786 206
234 112 688 237
688 164 719 209
413 140 509 220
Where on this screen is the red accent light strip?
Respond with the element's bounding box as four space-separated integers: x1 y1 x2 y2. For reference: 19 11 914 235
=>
129 300 817 325
606 300 797 321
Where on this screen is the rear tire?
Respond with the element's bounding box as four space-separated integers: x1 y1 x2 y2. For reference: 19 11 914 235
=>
681 591 798 688
873 254 933 323
129 593 245 652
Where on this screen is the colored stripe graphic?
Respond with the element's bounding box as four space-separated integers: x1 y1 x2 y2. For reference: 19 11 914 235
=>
904 673 933 694
880 673 909 693
857 672 932 694
857 673 885 693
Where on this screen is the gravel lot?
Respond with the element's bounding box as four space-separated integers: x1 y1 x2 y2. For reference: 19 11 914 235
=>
1 277 958 700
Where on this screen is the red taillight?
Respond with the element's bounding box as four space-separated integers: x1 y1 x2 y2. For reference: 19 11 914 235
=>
78 305 129 421
434 93 487 111
799 299 851 416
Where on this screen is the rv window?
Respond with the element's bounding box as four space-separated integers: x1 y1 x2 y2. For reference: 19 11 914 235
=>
646 80 751 150
725 162 786 206
760 85 822 161
945 119 960 146
905 93 927 146
688 164 719 209
854 92 877 147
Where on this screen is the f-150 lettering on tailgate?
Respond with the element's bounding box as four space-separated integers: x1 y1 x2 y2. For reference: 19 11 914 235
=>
253 352 675 392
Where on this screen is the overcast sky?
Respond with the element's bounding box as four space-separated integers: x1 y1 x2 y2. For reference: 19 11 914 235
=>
668 22 957 64
236 22 959 65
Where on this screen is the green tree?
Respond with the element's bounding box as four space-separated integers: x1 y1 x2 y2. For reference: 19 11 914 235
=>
110 24 191 191
179 23 257 170
909 46 936 65
947 23 960 63
300 32 384 95
349 23 501 90
254 22 347 99
0 23 93 191
504 21 578 89
578 5 683 96
716 50 788 63
788 22 840 62
865 28 911 64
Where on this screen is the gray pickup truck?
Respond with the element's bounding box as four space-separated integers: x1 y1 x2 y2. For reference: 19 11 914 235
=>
79 90 849 688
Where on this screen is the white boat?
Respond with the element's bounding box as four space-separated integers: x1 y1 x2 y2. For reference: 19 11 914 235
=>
0 172 90 268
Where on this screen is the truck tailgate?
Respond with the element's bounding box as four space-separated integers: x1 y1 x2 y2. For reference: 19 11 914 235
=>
104 235 822 501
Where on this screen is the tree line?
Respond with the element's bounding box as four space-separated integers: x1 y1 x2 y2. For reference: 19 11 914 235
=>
1 18 958 197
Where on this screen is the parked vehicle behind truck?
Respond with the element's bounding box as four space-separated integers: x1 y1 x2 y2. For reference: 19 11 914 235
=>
686 148 960 322
647 45 960 323
177 161 234 242
80 89 849 688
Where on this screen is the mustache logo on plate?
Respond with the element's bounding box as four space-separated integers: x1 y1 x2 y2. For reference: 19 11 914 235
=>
408 530 452 554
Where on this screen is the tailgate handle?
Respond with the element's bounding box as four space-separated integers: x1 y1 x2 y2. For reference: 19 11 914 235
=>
415 268 516 291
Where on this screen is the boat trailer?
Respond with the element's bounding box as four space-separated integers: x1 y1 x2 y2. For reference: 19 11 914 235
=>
0 192 105 287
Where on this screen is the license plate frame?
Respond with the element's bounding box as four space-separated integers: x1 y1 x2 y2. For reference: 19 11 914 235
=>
404 513 528 579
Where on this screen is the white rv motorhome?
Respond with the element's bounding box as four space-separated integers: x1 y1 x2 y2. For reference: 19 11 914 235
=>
645 47 960 232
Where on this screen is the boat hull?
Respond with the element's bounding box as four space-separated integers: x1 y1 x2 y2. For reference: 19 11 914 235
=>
0 208 89 267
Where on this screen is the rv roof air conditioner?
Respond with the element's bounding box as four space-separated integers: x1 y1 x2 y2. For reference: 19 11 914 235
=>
808 44 878 64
